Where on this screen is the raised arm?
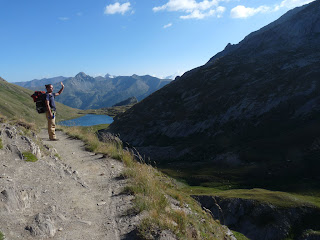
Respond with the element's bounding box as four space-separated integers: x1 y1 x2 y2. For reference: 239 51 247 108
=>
55 82 64 96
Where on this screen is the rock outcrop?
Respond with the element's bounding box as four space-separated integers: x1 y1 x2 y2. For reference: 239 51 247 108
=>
193 195 320 240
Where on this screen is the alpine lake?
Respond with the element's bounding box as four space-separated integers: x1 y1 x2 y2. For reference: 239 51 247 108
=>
58 114 113 127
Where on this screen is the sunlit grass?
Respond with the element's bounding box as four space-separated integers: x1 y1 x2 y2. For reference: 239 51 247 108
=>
183 187 320 209
22 151 38 162
232 231 250 240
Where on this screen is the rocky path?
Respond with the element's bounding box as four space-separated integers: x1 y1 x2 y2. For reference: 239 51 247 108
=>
0 124 139 240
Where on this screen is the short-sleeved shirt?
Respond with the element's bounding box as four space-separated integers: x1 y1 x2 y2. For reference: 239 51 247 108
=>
45 93 56 111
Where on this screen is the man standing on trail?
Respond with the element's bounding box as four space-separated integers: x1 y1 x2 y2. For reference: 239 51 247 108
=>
45 82 64 141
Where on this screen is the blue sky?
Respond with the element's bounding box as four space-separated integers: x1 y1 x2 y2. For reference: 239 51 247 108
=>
0 0 315 82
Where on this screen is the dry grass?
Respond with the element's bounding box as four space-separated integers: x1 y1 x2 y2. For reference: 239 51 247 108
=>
0 113 7 123
59 126 123 160
60 125 228 239
125 161 226 239
13 118 37 131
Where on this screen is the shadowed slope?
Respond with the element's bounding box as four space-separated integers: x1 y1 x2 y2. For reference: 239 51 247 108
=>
107 1 320 189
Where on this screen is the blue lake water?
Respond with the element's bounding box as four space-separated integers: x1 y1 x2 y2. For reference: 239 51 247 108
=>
58 114 113 127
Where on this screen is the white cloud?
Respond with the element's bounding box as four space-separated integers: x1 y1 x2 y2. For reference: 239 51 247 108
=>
104 2 131 15
180 7 226 19
163 23 173 28
231 0 315 19
277 0 315 9
216 6 226 18
230 5 270 18
153 0 224 20
59 17 69 21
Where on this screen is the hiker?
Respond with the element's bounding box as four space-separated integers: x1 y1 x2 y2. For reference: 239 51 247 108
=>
45 82 64 140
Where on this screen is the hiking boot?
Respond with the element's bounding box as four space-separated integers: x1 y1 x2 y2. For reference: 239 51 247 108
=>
50 138 59 141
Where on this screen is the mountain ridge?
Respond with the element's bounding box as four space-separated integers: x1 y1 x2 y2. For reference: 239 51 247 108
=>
206 2 316 65
107 1 320 187
13 73 172 109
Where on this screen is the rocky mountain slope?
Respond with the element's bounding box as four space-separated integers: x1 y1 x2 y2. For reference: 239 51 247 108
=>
13 73 172 110
107 1 320 184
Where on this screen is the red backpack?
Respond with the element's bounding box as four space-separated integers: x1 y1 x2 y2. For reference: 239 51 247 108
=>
31 91 46 113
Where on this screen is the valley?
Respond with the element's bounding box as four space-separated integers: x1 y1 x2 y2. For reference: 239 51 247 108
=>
103 1 320 238
1 0 320 239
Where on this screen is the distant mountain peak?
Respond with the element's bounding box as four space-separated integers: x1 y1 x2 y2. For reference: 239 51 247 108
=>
105 74 115 79
75 72 87 78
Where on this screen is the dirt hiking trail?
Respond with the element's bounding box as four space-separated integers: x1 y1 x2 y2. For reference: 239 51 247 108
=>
0 125 140 240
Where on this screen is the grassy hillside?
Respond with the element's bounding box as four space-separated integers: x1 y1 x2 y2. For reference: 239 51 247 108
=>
0 78 82 127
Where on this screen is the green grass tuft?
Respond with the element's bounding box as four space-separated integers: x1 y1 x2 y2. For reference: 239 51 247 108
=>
0 138 3 150
0 231 4 240
22 151 38 162
232 231 249 240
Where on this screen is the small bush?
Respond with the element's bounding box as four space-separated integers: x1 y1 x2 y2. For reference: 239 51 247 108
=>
22 152 38 162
